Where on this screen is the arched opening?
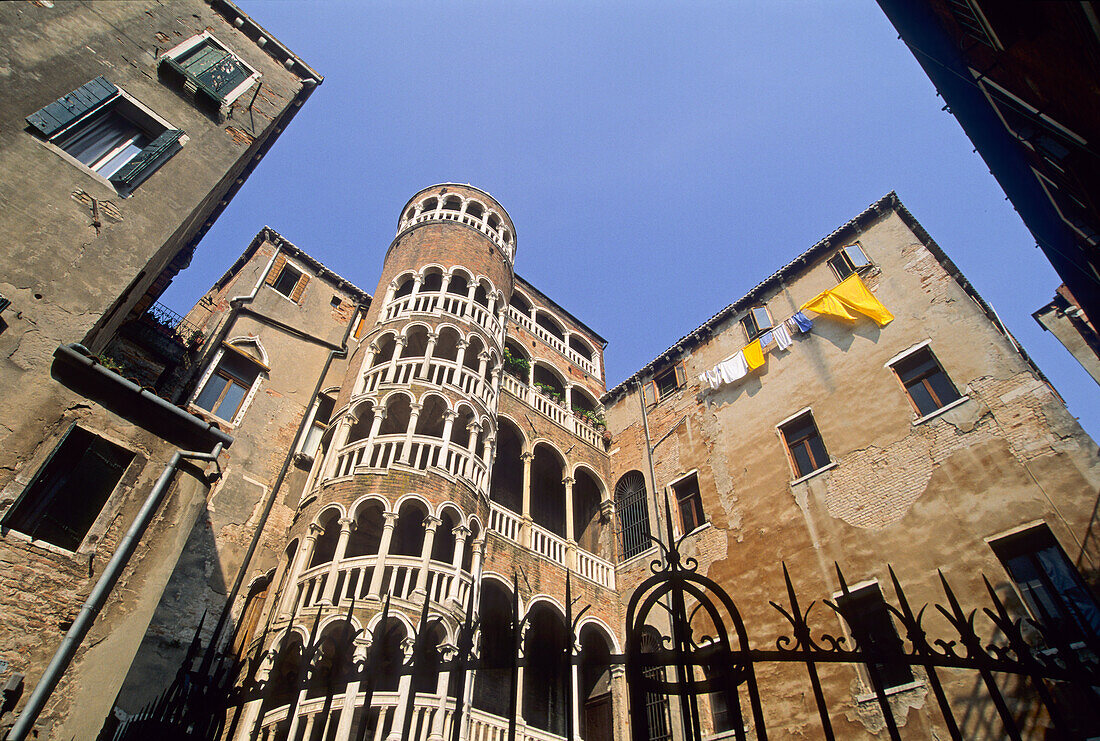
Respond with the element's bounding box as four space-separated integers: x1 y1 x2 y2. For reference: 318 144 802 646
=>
394 275 415 299
374 617 407 692
615 471 651 560
473 580 513 716
573 468 604 555
261 632 304 712
490 418 524 514
466 201 484 219
569 335 595 363
372 334 396 367
390 499 427 557
535 311 565 342
451 406 476 450
411 621 448 694
432 508 460 563
487 214 501 230
502 229 511 245
346 405 375 444
474 281 489 307
462 520 481 572
509 291 531 315
415 394 448 438
309 509 342 567
230 575 270 661
443 195 462 212
347 500 384 558
571 387 600 425
421 269 443 293
523 603 570 735
579 625 615 741
401 325 429 358
404 207 415 222
433 327 460 362
379 395 411 435
464 336 485 372
447 272 469 296
503 340 531 383
531 443 566 538
421 197 438 213
533 363 565 405
307 620 356 699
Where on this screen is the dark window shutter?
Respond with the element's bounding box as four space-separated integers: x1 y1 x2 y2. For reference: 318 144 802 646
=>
26 76 119 138
109 129 184 190
673 362 687 388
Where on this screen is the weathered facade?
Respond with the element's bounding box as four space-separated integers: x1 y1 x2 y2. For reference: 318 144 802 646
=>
0 2 321 737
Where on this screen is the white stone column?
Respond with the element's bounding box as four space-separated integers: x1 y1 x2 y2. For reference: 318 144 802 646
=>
520 451 533 548
363 408 386 466
399 402 423 465
321 518 355 604
564 475 577 570
477 351 491 387
334 640 370 741
279 523 323 618
564 382 573 412
464 281 478 318
385 638 418 741
419 331 438 379
381 281 397 317
609 665 627 741
439 410 457 473
234 654 274 739
447 526 471 605
454 339 469 372
428 643 459 741
368 511 399 598
414 516 441 598
323 415 356 480
385 336 406 383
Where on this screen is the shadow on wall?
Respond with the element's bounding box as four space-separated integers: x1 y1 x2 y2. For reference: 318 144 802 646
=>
108 503 230 717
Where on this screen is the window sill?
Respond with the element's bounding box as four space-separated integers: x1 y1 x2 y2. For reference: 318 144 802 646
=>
680 521 713 539
855 679 924 704
616 544 659 569
790 460 837 486
1 528 87 560
911 396 970 426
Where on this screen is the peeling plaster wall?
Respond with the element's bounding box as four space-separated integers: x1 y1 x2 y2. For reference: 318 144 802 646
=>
605 206 1100 738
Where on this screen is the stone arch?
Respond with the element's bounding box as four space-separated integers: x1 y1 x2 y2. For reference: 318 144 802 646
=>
503 339 531 383
433 325 462 361
509 289 532 315
569 333 596 363
533 361 566 399
464 334 486 372
261 630 305 711
401 323 431 357
446 267 471 296
347 496 387 558
370 615 408 693
534 309 565 342
464 198 486 221
442 194 462 213
578 622 615 739
390 497 429 557
451 403 478 450
306 619 358 699
393 271 417 299
490 417 525 514
431 506 461 564
415 392 449 438
371 331 397 367
531 441 567 538
346 400 376 443
226 335 269 367
473 578 514 716
309 506 344 567
523 600 570 735
378 391 412 435
573 465 606 555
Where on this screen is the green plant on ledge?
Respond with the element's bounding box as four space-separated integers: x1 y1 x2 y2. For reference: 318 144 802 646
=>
503 346 530 379
573 406 606 428
534 381 564 404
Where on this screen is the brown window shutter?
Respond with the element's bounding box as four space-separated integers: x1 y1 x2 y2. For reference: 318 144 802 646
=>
642 380 657 406
265 254 287 286
674 362 687 388
291 273 310 303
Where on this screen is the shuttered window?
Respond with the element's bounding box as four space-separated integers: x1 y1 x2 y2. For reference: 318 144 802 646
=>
159 34 259 112
25 76 183 193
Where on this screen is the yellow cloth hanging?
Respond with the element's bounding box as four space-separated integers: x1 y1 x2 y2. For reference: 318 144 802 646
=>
800 274 894 327
743 339 765 370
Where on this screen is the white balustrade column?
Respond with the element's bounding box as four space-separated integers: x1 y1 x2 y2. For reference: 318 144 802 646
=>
321 518 355 604
476 352 490 393
464 422 482 479
399 402 422 465
324 415 356 480
279 523 323 618
368 512 399 598
385 639 417 741
334 640 370 741
464 281 478 318
414 516 441 597
419 331 438 378
447 526 471 605
564 476 577 569
363 409 386 456
520 451 533 548
564 383 573 412
428 643 459 741
491 367 503 401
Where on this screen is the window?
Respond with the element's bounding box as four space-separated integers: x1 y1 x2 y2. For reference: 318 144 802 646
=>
827 243 872 280
2 426 135 551
265 255 309 302
615 471 652 559
779 411 830 478
672 473 704 534
890 346 961 417
25 76 184 192
740 306 772 339
705 663 734 734
299 394 335 459
646 362 686 403
835 582 914 690
160 34 259 111
990 525 1100 643
193 348 263 422
353 310 369 339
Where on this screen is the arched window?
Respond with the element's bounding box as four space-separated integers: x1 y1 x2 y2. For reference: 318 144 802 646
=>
531 443 566 538
523 604 570 735
473 581 513 715
573 468 603 555
490 419 524 514
347 500 384 558
579 625 615 741
615 471 651 560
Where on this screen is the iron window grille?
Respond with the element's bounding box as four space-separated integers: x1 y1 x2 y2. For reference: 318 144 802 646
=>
615 471 652 559
780 411 830 478
890 346 961 417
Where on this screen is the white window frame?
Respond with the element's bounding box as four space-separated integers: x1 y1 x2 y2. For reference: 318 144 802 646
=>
827 242 873 281
296 391 337 459
885 341 969 424
190 343 267 425
162 32 262 107
269 258 307 303
34 87 185 194
667 469 708 537
776 407 836 483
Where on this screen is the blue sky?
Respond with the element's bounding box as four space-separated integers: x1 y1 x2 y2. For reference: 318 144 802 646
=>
162 0 1098 439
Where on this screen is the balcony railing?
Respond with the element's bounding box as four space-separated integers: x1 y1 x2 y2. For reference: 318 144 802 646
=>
328 434 489 496
383 291 502 340
507 306 597 376
292 554 471 613
400 207 515 259
501 374 603 449
488 503 615 589
360 356 496 411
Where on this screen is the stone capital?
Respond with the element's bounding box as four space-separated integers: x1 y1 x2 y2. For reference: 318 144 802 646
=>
338 517 356 532
307 523 326 539
423 515 442 532
520 451 534 462
381 511 400 527
562 476 575 487
452 524 471 540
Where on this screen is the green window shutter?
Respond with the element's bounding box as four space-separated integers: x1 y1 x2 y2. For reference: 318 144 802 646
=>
25 76 119 138
109 129 184 190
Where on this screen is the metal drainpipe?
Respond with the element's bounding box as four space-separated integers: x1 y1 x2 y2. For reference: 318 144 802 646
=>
7 444 226 741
